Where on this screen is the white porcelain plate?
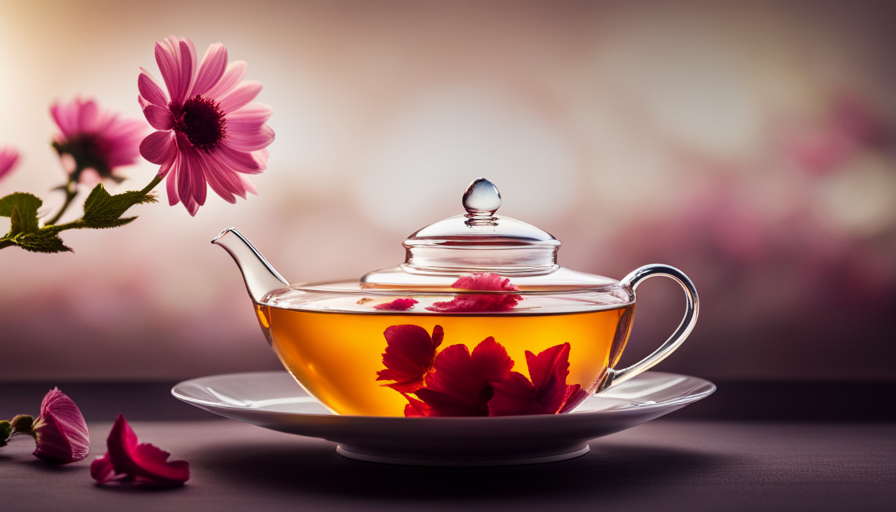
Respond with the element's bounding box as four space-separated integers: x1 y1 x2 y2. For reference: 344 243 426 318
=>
172 371 715 466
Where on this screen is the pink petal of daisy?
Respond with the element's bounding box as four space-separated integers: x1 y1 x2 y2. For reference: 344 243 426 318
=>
179 38 197 99
239 174 259 196
253 148 270 170
225 124 275 152
143 104 174 130
226 103 273 137
50 102 76 138
374 298 419 311
176 147 204 213
218 81 262 114
166 164 180 206
203 164 239 203
76 99 99 132
138 69 168 106
155 37 190 103
205 60 248 99
216 144 263 174
189 149 209 207
140 131 176 165
191 42 228 97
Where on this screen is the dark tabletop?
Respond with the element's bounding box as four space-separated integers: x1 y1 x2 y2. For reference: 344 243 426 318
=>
1 381 894 512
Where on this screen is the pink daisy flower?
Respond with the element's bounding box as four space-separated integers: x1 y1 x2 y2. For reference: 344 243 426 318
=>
50 97 146 183
138 36 274 216
0 146 19 181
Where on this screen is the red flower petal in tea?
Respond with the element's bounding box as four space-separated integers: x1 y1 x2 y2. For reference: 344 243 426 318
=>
427 273 522 313
31 388 90 464
411 337 514 417
91 414 189 486
559 385 589 414
402 394 432 417
489 342 588 416
374 298 418 311
376 325 443 392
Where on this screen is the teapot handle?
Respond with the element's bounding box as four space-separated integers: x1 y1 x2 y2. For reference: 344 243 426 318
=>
601 264 699 390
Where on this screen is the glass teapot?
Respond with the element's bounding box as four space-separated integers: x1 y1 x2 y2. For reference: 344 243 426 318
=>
213 178 698 418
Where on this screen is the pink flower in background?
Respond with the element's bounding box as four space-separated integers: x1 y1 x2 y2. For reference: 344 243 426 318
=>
138 35 274 216
0 146 20 181
50 97 146 183
91 414 189 486
28 388 90 464
427 273 522 313
783 92 887 175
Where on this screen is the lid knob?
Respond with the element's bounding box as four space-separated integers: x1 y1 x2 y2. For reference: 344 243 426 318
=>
463 177 501 225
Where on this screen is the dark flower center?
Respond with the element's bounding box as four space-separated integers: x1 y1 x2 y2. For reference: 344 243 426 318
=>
52 135 118 181
172 96 226 152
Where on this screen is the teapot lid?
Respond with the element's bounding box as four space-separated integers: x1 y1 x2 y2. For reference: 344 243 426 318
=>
361 178 615 290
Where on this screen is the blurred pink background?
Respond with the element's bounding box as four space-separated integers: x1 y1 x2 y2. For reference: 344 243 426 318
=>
1 0 894 381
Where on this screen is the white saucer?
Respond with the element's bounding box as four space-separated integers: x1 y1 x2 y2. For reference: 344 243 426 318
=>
172 371 715 466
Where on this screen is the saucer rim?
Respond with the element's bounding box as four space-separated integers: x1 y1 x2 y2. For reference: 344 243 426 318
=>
171 370 716 421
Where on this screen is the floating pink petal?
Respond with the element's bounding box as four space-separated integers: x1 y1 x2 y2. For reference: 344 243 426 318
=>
0 146 19 181
427 273 522 313
374 298 418 311
376 325 443 393
411 337 514 417
91 414 189 486
139 36 274 215
489 343 588 416
31 388 90 464
50 97 146 183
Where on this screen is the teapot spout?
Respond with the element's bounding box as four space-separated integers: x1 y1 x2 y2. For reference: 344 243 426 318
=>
212 228 290 304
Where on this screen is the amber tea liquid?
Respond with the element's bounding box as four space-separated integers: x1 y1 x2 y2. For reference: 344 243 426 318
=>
256 304 635 416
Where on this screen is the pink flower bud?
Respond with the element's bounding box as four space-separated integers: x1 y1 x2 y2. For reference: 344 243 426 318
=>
31 388 90 464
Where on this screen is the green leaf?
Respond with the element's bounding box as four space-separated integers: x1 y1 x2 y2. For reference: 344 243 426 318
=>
81 183 157 229
0 420 10 447
9 231 73 253
0 193 41 235
0 192 42 217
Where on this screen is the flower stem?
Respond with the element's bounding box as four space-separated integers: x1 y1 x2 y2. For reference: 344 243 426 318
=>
141 173 164 195
45 178 79 227
10 415 34 435
0 173 164 253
